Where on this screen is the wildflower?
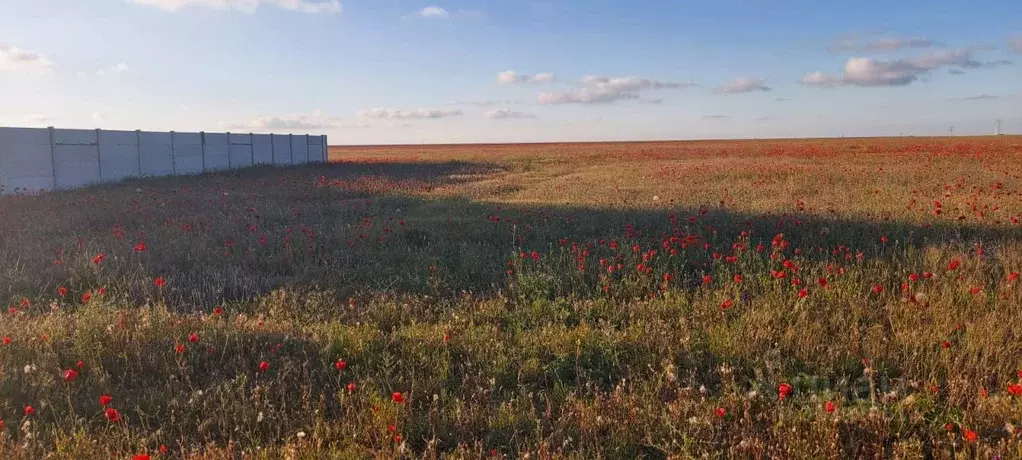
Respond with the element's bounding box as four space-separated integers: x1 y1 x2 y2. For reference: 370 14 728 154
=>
798 289 808 298
175 344 185 354
99 394 113 406
392 392 405 404
187 332 199 343
347 382 356 392
134 242 147 252
92 253 105 265
1008 384 1022 396
154 277 167 288
733 274 743 283
132 455 150 460
963 429 978 442
824 401 836 413
335 360 347 371
947 259 960 271
63 369 78 383
817 277 828 287
105 408 120 422
941 340 952 349
1008 272 1019 282
2 337 10 345
969 286 981 295
871 284 884 294
24 405 34 416
702 275 712 285
213 307 224 315
57 287 67 297
714 407 726 418
82 292 92 303
719 299 734 310
258 360 270 373
778 383 793 400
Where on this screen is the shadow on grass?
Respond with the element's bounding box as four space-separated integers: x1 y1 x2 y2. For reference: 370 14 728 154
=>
0 159 1017 306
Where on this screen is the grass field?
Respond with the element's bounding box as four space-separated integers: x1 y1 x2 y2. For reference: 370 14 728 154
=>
1 136 1021 458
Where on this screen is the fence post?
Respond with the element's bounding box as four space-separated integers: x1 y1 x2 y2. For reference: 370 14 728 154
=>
47 126 57 191
95 129 103 182
226 131 232 169
135 130 142 177
288 134 293 165
170 131 177 175
200 131 206 171
323 135 328 162
270 133 276 165
250 132 255 165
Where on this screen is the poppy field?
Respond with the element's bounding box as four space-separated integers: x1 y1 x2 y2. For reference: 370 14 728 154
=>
1 136 1021 458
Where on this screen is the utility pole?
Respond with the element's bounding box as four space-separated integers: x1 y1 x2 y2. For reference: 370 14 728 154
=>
995 119 1003 136
949 125 954 137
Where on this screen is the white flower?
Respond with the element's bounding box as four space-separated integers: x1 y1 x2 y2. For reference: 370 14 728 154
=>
257 412 264 423
297 431 306 438
653 195 660 201
23 364 37 374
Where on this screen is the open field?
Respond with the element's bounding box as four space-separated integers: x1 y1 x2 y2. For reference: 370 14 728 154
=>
1 136 1022 458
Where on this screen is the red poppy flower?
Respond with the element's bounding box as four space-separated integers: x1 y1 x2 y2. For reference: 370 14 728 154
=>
57 286 67 297
76 360 84 368
824 401 836 413
1008 272 1019 282
798 289 808 298
24 405 34 416
969 286 981 295
132 455 150 460
213 307 224 315
346 382 356 392
92 253 106 265
963 429 977 442
719 299 734 310
258 360 270 372
714 407 726 418
63 368 78 382
175 344 185 354
1 337 9 345
334 360 347 371
105 408 120 422
941 340 952 349
392 392 404 404
154 277 166 288
702 275 712 285
188 332 199 343
134 242 147 252
733 274 743 283
947 259 960 271
81 292 92 303
778 383 793 400
99 394 113 406
871 284 884 294
817 277 828 287
1008 384 1022 396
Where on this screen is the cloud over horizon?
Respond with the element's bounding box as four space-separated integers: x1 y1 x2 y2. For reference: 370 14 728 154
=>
801 46 1010 87
496 71 557 85
828 34 940 53
483 109 535 119
357 107 463 120
125 0 341 13
714 77 771 94
538 75 695 104
0 44 54 72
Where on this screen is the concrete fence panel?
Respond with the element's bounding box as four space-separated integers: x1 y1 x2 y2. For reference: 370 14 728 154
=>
0 127 54 194
172 132 204 175
229 133 254 169
1 127 327 194
203 133 230 171
139 131 174 177
272 134 292 165
252 134 273 164
291 135 309 164
98 130 142 181
53 129 101 189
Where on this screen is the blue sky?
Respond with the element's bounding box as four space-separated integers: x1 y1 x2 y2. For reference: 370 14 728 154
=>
1 0 1021 144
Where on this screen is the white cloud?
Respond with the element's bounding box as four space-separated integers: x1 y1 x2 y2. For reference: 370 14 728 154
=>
96 62 129 76
702 115 730 120
538 75 694 104
714 77 771 94
226 115 337 130
829 34 939 53
497 71 557 85
484 109 534 119
419 6 450 18
0 44 54 72
126 0 341 14
802 46 1005 88
21 114 53 126
453 99 518 107
357 107 463 120
959 94 997 101
1011 36 1022 53
91 112 106 123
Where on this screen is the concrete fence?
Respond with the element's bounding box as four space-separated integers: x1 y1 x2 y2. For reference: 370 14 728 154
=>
0 127 328 195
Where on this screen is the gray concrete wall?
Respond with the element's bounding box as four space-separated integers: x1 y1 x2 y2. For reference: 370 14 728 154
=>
0 126 327 195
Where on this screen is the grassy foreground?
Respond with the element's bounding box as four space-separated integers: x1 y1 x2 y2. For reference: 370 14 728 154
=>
1 136 1021 458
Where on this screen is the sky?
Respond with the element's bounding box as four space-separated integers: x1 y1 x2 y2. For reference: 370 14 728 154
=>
1 0 1021 144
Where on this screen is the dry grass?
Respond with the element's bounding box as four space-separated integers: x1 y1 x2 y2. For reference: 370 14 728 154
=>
1 136 1021 458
